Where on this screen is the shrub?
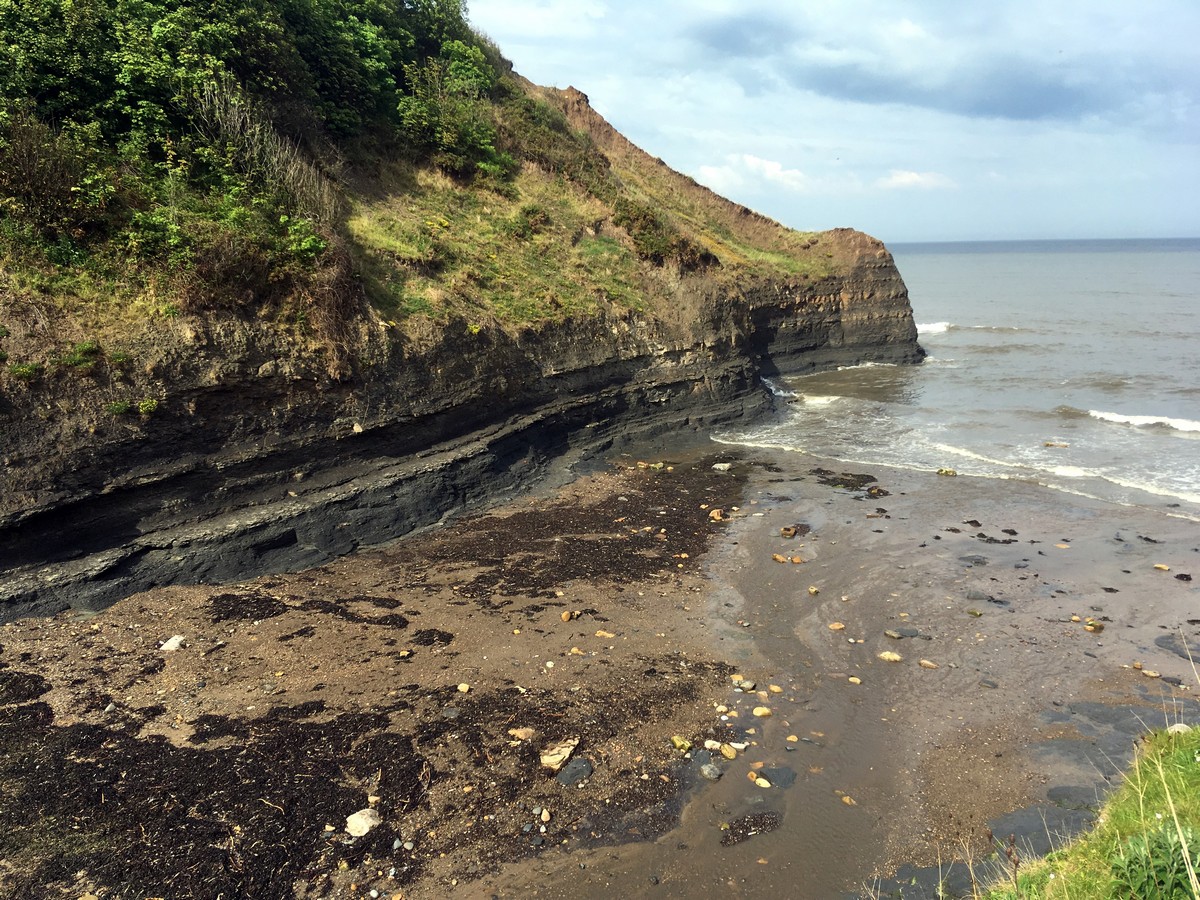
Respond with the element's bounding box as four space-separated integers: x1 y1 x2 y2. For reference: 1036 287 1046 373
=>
57 340 102 370
1111 825 1200 899
7 362 43 381
137 398 158 415
105 400 131 415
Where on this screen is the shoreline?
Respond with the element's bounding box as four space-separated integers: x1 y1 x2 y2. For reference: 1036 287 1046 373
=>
2 443 1197 898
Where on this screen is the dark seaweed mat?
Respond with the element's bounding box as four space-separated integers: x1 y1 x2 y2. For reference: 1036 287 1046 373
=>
720 811 782 846
377 461 748 608
0 696 431 899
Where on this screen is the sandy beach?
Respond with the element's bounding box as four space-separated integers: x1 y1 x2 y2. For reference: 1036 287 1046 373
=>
2 444 1197 899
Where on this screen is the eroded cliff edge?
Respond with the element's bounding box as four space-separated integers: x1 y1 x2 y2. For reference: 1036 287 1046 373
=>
0 90 923 620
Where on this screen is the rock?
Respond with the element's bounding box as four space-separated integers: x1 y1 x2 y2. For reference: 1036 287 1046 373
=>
885 629 903 639
1167 723 1193 735
752 707 772 717
719 744 738 760
456 682 471 693
556 757 593 786
561 610 572 622
540 736 580 771
541 808 552 823
739 680 756 691
712 463 732 471
595 629 615 639
159 635 185 652
403 841 415 851
754 777 771 789
877 651 902 663
1176 573 1193 582
808 586 820 596
345 808 382 837
828 622 845 631
848 676 862 685
768 684 783 694
704 739 722 751
919 659 939 670
772 554 788 563
700 763 723 781
441 707 460 720
670 735 692 752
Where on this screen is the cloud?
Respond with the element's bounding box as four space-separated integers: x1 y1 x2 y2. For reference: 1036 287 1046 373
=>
875 170 956 190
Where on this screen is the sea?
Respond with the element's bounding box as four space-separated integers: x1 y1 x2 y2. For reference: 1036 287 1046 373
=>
716 238 1200 520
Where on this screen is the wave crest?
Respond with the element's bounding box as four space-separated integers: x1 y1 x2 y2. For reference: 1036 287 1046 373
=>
1088 410 1200 433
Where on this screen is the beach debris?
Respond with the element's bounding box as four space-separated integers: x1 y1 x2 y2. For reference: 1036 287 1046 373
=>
1055 543 1071 549
709 508 727 521
769 684 784 693
919 659 940 670
1142 670 1162 679
540 737 580 771
966 608 983 617
345 808 382 837
772 553 788 563
790 556 805 564
1084 620 1104 633
753 706 773 717
828 622 845 631
1070 614 1082 622
841 795 857 806
808 586 820 596
1178 573 1193 582
720 812 782 846
936 468 958 477
787 735 799 743
1133 661 1143 670
670 735 693 752
595 629 615 639
159 635 185 652
847 676 862 685
877 651 903 663
508 727 536 742
780 526 798 539
1154 564 1171 571
569 646 585 655
1044 441 1069 448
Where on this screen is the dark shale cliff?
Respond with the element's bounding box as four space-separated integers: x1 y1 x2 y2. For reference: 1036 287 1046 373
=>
0 90 922 620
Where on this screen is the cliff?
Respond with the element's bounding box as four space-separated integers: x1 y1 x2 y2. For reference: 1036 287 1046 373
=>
0 89 922 620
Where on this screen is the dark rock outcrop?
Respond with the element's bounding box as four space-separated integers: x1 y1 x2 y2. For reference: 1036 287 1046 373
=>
0 234 921 620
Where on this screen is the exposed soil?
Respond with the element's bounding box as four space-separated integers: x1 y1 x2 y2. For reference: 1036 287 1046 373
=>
0 455 748 900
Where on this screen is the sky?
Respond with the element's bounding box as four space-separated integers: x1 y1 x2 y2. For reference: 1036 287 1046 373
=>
468 1 1200 243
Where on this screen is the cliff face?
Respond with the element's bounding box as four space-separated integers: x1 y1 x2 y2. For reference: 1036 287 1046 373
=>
0 98 922 621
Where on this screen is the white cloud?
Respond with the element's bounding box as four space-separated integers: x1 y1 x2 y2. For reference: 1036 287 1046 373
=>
875 170 957 190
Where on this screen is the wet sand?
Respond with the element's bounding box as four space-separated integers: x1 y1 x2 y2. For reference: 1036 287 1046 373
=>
465 449 1200 899
1 446 1197 899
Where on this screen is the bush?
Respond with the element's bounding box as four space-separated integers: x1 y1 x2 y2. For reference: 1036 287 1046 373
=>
1111 825 1200 899
137 398 158 415
7 362 43 381
105 400 131 415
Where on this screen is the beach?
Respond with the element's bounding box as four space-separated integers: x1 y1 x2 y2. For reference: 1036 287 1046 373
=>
2 442 1197 899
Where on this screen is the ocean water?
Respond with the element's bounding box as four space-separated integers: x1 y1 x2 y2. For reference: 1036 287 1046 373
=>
716 238 1200 519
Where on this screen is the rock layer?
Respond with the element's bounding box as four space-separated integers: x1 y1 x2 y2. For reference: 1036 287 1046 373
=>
1 240 920 621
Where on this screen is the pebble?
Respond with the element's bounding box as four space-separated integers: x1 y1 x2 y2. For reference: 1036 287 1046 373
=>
712 463 732 471
1167 723 1193 735
848 676 862 685
877 651 903 663
919 659 939 670
159 635 185 652
403 841 415 851
104 702 117 713
719 744 738 760
752 707 772 717
556 757 593 786
457 683 470 693
345 808 381 837
700 763 723 781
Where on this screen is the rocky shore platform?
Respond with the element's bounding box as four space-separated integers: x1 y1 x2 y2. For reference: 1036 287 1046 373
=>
2 445 1198 899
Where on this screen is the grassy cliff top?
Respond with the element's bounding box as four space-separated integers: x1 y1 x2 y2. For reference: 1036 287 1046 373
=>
0 0 859 379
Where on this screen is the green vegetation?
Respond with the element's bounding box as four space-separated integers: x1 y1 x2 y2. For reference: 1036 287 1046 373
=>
981 727 1200 899
6 362 43 381
0 0 841 373
104 400 131 416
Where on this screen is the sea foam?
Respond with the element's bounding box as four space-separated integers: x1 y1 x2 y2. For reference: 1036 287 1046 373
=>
1088 410 1200 433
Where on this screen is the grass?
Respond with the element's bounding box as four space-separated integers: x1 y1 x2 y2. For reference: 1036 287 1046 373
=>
346 166 657 326
974 726 1200 900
